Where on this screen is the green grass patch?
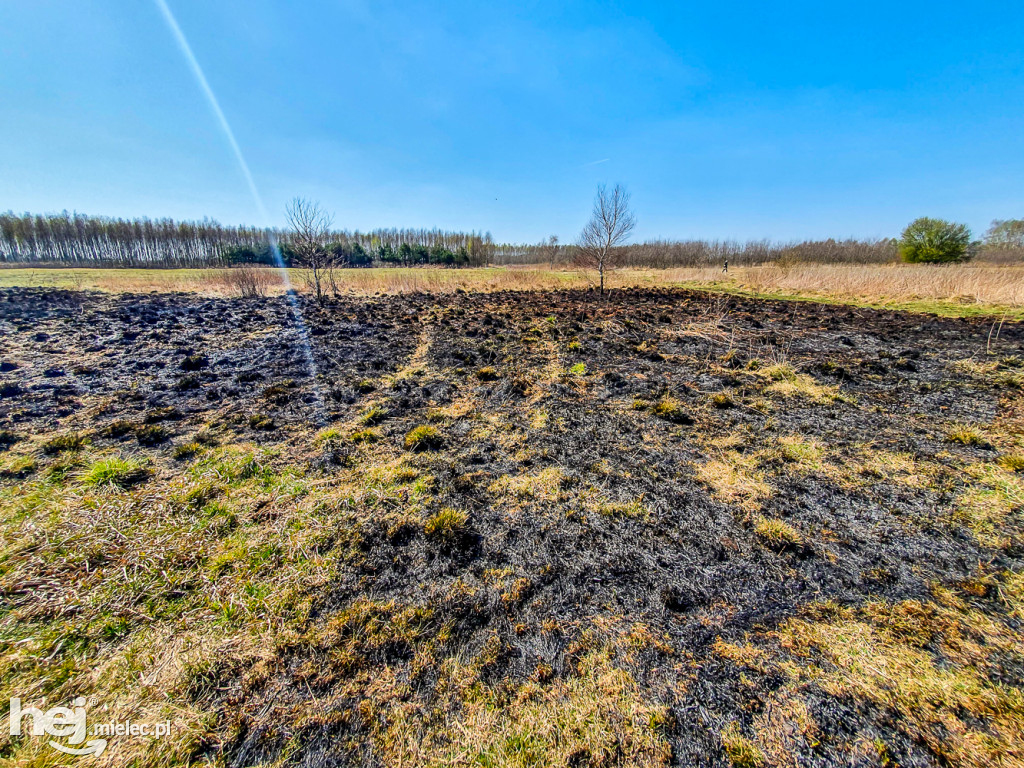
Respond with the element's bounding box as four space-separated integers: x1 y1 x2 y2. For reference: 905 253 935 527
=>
81 456 151 488
423 508 470 539
405 425 443 452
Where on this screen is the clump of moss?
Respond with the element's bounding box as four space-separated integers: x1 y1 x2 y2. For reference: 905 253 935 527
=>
996 453 1024 472
47 456 83 484
98 420 134 439
0 455 37 479
754 516 803 550
262 381 295 403
711 392 735 409
349 429 380 444
135 424 169 445
144 406 182 424
946 424 990 448
43 432 88 455
720 722 764 767
248 413 276 431
173 442 204 461
405 425 442 452
650 395 693 425
175 374 201 391
476 366 499 381
424 508 469 539
180 353 208 371
314 427 344 449
360 404 391 426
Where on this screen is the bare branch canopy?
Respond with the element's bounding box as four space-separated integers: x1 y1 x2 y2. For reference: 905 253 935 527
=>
575 183 636 295
286 197 335 303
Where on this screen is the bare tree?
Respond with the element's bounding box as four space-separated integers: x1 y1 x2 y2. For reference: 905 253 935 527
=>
575 184 636 295
538 235 561 266
286 197 334 303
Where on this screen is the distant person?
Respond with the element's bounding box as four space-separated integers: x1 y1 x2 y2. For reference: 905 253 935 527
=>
723 258 728 273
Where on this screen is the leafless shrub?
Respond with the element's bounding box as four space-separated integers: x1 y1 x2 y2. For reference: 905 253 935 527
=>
977 247 1024 265
220 265 274 297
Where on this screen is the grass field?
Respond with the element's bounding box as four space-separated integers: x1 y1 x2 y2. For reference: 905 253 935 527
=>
1 284 1023 767
2 262 1023 319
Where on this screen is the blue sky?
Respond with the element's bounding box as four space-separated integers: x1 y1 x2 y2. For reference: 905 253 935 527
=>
1 1 1022 242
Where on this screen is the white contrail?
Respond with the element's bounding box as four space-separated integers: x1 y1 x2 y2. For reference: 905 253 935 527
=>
153 0 268 222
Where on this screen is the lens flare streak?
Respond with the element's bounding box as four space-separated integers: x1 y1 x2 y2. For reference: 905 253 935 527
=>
153 0 326 425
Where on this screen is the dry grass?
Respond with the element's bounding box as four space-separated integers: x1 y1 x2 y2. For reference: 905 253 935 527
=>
954 462 1024 548
857 448 936 488
720 721 765 767
0 437 322 766
376 644 672 768
731 262 1024 308
488 467 565 502
777 435 825 470
717 583 1024 768
3 263 1024 317
753 516 804 549
695 450 771 512
0 267 287 295
758 364 843 404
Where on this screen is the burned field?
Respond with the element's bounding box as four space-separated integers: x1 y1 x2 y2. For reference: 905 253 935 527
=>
2 285 1024 768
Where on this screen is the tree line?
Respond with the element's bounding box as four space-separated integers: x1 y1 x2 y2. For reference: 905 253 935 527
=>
491 236 900 267
0 211 495 268
2 209 1021 271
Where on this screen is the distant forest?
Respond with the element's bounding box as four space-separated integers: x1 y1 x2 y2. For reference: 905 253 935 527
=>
2 211 1020 269
0 212 495 268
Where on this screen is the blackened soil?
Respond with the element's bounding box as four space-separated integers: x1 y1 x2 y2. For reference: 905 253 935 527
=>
2 286 1022 767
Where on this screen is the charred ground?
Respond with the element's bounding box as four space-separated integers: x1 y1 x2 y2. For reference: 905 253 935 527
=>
1 286 1023 768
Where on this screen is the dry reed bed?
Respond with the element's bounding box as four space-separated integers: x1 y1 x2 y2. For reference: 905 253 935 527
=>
723 263 1024 307
1 263 1023 309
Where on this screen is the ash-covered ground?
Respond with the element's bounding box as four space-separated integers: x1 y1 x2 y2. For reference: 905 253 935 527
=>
2 286 1022 768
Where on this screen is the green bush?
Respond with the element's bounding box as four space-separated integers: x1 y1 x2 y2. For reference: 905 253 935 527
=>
899 217 971 263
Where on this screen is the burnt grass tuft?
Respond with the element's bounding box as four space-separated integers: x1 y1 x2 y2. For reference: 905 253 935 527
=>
1 286 1024 768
